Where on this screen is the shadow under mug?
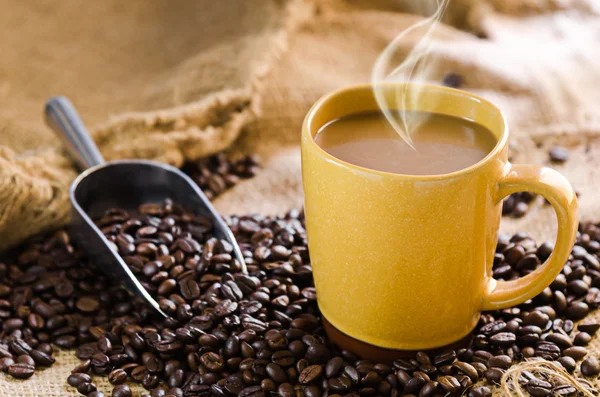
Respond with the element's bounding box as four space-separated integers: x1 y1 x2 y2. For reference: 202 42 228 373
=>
301 83 578 351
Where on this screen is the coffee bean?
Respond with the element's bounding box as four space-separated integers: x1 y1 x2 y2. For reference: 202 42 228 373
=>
324 357 344 378
0 357 15 372
535 343 561 360
438 375 460 393
265 363 288 383
545 333 573 349
8 363 35 379
523 311 549 327
16 354 35 366
200 352 224 371
277 382 295 397
489 332 516 346
468 385 492 397
68 372 92 387
483 368 504 384
328 376 352 393
452 361 479 382
581 357 600 377
432 350 456 366
442 74 463 88
557 356 576 373
239 385 264 397
526 378 552 396
77 382 97 395
179 279 200 300
549 146 569 163
563 346 587 360
574 331 592 346
554 385 577 396
272 350 295 367
108 368 128 385
566 302 589 320
578 322 600 335
72 359 91 374
76 297 100 313
298 364 323 384
112 385 132 397
30 349 55 366
487 355 511 369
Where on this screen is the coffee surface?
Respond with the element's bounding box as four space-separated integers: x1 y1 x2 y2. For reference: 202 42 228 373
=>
315 111 497 175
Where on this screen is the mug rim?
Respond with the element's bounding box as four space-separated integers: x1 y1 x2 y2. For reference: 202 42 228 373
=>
303 83 509 181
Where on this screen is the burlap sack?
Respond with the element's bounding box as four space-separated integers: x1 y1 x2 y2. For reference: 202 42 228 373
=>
2 0 600 395
0 0 309 250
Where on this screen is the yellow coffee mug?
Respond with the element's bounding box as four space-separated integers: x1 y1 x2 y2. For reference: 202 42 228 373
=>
301 83 578 351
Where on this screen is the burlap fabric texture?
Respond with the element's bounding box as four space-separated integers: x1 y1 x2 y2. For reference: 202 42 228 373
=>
2 0 600 395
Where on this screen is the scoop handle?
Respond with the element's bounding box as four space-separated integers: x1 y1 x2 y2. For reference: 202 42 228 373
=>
45 96 105 170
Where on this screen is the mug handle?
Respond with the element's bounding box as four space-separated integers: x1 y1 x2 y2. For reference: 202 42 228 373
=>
481 164 579 311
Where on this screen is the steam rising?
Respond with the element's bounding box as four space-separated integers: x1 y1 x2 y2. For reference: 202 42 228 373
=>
371 0 449 148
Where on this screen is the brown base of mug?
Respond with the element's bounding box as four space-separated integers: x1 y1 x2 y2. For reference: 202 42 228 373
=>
322 317 473 363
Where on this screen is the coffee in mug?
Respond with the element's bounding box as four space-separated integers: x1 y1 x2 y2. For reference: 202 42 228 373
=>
315 111 497 175
301 83 578 354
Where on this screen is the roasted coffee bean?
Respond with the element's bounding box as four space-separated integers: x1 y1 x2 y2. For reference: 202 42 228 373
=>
30 349 55 366
545 333 572 349
298 364 322 384
108 368 128 385
179 279 200 300
8 363 35 379
574 332 592 346
325 357 344 378
77 382 97 395
68 372 92 387
566 302 589 320
17 355 35 366
328 376 352 393
489 332 516 346
581 357 600 377
239 385 264 397
483 368 504 384
563 346 588 360
554 385 577 396
403 376 426 394
578 322 600 335
526 378 552 396
468 385 492 397
549 146 569 163
277 382 295 397
112 384 132 397
264 362 287 383
557 356 576 373
200 352 224 371
452 361 478 382
438 376 460 393
487 355 511 369
76 297 100 313
72 359 91 374
442 73 463 88
0 357 15 372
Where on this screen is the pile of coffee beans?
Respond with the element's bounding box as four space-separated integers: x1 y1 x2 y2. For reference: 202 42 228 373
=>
1 200 600 397
502 192 537 218
183 153 261 200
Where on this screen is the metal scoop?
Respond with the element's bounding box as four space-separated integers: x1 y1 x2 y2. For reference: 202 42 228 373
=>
45 96 246 318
